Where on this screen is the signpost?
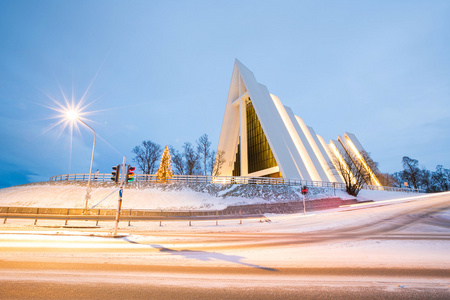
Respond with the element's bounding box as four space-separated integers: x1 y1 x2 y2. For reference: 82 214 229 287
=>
301 186 308 215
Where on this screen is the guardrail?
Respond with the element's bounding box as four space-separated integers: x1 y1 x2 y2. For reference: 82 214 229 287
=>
0 206 265 226
49 173 422 193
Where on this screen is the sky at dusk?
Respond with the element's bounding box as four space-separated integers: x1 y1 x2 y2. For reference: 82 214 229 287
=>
0 0 449 188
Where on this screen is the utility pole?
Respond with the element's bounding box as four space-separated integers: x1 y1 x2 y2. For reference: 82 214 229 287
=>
114 157 126 236
81 119 96 213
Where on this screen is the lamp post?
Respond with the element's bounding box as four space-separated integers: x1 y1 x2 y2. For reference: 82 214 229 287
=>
66 110 96 212
80 119 96 212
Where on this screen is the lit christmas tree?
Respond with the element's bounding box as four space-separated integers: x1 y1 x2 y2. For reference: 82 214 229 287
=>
156 145 173 181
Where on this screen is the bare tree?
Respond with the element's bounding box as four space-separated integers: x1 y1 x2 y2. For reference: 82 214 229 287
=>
401 156 421 189
132 141 162 174
209 150 216 176
431 165 450 192
169 146 185 175
196 134 211 176
211 150 226 176
393 157 431 191
330 149 374 196
183 142 200 175
420 169 432 191
377 173 398 187
391 159 449 193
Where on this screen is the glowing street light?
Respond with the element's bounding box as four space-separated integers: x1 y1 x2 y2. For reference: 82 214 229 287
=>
65 108 96 212
66 110 78 121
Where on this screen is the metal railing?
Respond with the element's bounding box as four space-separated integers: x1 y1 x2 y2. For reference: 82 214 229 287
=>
49 173 423 193
0 206 265 226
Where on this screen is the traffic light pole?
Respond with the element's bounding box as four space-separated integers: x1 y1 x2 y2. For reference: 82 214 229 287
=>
114 156 126 236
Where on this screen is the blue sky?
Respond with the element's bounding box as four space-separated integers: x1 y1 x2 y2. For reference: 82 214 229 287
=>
0 0 449 188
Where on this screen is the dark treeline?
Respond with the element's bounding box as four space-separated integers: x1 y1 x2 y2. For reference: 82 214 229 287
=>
378 156 449 193
132 134 225 177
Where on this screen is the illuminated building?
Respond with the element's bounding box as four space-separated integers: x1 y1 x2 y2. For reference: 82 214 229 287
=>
216 59 381 185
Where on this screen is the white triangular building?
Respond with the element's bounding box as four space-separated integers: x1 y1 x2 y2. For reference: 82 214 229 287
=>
216 59 381 186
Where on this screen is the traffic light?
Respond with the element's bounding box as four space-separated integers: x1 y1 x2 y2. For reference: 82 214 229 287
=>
301 186 308 195
126 165 135 183
111 165 121 183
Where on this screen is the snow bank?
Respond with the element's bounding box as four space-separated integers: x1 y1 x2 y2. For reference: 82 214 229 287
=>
0 181 423 210
355 189 421 202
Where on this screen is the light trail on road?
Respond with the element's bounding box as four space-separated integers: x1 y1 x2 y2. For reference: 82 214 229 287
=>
0 193 449 299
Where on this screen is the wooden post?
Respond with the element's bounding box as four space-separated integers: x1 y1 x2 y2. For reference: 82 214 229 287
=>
3 207 9 224
160 209 162 227
189 210 192 226
259 209 262 223
96 209 100 226
239 210 242 225
34 208 39 225
128 209 132 226
65 209 69 226
216 210 218 226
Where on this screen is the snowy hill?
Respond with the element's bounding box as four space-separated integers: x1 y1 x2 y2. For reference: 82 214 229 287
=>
0 181 419 210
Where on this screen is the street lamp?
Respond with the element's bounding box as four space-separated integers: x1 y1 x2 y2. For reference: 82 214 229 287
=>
66 110 96 212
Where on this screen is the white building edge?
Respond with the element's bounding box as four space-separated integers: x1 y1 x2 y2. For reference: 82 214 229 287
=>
216 59 381 186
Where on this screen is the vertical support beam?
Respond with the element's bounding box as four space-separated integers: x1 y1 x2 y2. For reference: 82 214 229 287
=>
239 96 248 176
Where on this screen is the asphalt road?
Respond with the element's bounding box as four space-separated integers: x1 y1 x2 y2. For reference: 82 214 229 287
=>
0 193 449 299
1 269 448 300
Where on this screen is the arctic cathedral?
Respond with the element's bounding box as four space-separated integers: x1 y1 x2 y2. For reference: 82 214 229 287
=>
216 60 381 186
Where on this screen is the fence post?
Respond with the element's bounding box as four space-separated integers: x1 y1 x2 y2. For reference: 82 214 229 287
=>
65 209 69 226
239 210 242 225
3 207 8 224
160 209 162 227
128 209 132 226
34 208 39 225
216 210 218 226
96 209 100 226
189 210 192 226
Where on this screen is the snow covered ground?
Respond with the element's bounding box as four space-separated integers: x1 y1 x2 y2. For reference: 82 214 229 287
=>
0 192 449 279
0 181 421 210
0 185 448 298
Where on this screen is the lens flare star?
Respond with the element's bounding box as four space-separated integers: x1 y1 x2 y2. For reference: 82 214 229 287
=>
66 109 79 121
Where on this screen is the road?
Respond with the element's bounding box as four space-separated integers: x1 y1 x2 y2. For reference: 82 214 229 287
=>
0 193 449 299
